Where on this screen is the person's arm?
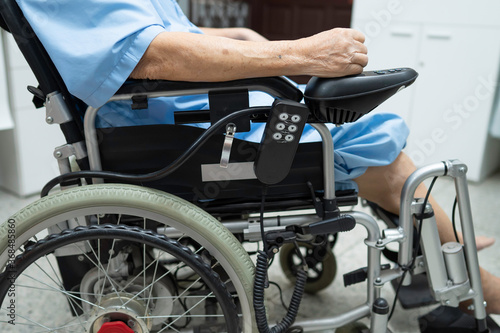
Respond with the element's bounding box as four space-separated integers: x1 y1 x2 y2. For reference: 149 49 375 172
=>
199 27 269 42
130 28 368 82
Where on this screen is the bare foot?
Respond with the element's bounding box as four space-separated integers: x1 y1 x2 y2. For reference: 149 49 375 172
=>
457 232 495 251
475 235 496 251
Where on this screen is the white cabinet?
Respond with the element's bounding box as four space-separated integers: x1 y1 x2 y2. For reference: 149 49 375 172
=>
0 32 13 131
0 31 65 196
351 0 500 181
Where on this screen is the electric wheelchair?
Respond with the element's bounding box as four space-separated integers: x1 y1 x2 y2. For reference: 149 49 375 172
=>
0 1 496 332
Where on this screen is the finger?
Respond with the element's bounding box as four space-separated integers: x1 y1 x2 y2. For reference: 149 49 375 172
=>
345 63 364 75
351 29 366 43
354 40 368 55
351 52 369 67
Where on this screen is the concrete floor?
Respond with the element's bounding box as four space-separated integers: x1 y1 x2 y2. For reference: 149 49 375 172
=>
1 169 499 332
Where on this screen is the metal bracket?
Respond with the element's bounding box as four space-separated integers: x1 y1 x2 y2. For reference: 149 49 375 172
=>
365 227 405 249
53 142 88 176
411 199 434 219
374 267 405 286
220 123 236 168
445 159 468 178
412 255 427 275
53 141 87 160
434 280 472 307
45 91 74 125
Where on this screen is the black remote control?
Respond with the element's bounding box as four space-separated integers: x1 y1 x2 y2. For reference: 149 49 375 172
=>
254 100 310 185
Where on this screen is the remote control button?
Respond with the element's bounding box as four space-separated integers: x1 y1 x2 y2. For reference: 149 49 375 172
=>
288 124 298 132
388 69 396 73
276 123 286 131
291 115 301 123
273 133 282 140
279 113 289 121
285 134 294 142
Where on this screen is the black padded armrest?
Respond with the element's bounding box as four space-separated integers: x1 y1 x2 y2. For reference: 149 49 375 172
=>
115 76 303 102
304 68 418 124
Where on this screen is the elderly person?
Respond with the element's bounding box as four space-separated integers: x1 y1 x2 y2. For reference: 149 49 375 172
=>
17 0 499 314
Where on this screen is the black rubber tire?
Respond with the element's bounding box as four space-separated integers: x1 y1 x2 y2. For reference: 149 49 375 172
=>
0 184 255 331
0 224 240 332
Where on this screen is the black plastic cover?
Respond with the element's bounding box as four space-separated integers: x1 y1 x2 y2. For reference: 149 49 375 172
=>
304 68 418 124
117 76 304 102
0 12 9 31
98 124 324 213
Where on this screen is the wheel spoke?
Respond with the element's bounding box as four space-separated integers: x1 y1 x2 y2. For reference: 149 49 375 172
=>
120 246 206 309
35 257 87 328
21 273 105 310
100 220 121 304
159 291 214 331
1 212 242 332
145 248 162 317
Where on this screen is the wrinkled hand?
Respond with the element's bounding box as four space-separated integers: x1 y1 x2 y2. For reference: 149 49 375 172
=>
295 28 368 77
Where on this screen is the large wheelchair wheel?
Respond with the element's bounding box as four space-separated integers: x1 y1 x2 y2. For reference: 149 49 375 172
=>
0 224 239 332
0 184 255 332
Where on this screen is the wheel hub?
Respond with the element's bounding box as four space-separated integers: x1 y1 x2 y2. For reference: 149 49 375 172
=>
98 321 134 333
81 259 176 331
87 293 152 333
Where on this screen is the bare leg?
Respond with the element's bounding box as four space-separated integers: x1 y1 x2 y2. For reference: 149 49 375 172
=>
354 152 500 314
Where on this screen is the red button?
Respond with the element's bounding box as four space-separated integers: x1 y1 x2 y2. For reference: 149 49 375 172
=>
97 321 135 333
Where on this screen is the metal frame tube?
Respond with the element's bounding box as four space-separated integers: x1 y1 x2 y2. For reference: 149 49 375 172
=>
295 211 382 331
398 162 447 272
295 304 370 332
451 163 487 320
350 211 383 304
398 160 486 324
83 105 102 172
310 123 335 200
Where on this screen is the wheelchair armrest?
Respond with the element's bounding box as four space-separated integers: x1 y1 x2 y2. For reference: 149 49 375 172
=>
114 76 303 102
304 68 418 124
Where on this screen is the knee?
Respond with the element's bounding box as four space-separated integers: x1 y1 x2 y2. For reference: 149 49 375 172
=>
355 152 417 214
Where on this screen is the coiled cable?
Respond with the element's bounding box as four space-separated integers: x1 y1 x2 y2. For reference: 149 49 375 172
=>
253 250 307 333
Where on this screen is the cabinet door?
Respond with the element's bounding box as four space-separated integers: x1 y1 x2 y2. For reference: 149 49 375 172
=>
351 20 421 125
407 25 500 180
0 32 14 130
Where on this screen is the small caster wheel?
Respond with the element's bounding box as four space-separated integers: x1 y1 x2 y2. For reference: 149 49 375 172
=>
335 321 369 333
279 241 336 294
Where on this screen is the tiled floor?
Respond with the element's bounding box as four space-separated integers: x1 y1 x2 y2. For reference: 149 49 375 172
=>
1 169 499 332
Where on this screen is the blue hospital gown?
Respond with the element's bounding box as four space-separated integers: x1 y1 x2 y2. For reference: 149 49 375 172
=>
17 0 409 189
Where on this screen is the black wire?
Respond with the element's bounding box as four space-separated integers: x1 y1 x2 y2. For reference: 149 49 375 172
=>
452 196 460 243
268 255 275 267
169 268 191 328
260 185 269 254
41 107 269 197
269 281 289 311
388 176 438 321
